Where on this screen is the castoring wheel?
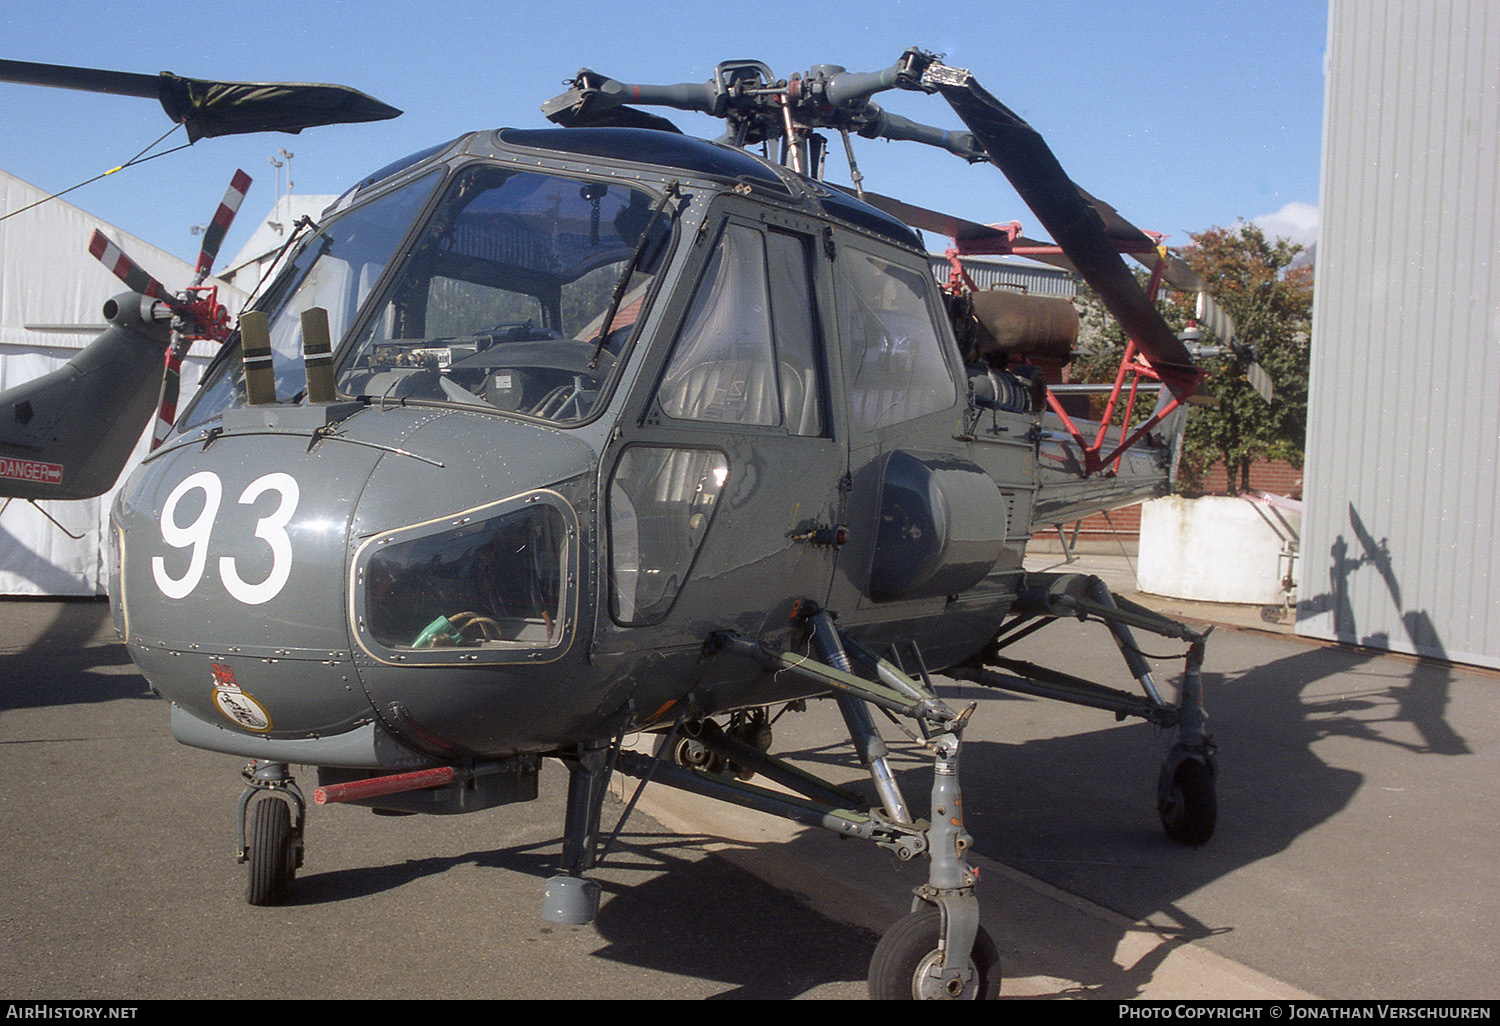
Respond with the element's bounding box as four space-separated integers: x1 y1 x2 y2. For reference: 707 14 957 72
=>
245 798 298 906
1159 758 1217 846
867 907 1001 1000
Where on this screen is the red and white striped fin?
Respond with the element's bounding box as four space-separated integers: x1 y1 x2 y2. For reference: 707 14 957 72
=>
194 169 252 284
88 229 168 299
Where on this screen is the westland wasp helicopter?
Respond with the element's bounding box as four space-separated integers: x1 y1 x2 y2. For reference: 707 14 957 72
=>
0 50 1272 999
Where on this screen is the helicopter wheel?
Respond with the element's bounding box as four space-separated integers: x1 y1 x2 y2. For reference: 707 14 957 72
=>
245 798 299 906
1158 759 1217 846
867 907 1001 1000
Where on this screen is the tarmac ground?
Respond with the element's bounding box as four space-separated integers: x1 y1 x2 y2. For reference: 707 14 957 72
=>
1 557 1496 1001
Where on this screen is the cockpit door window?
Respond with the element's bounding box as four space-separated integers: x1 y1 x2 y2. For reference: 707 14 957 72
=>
655 222 826 436
836 246 958 432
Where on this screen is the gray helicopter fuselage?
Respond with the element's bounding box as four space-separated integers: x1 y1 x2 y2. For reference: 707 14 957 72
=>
109 126 1040 771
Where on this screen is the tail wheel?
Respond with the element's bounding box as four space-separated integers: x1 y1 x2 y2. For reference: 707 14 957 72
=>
1159 759 1217 845
245 798 298 906
867 907 1001 1000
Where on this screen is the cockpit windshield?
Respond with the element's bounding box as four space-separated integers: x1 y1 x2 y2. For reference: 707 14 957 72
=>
181 163 672 434
338 165 671 424
181 168 442 433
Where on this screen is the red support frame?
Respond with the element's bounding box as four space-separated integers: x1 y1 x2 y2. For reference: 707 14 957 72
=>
952 231 1202 479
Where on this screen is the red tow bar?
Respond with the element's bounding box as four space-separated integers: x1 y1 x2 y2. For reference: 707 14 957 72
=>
313 766 456 805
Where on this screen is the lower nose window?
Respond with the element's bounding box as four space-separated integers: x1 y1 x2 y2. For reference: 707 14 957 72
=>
361 499 570 656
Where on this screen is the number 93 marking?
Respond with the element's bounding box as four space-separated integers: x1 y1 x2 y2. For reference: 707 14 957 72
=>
151 471 300 605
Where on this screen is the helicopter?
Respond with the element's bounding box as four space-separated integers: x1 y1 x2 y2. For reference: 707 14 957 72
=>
0 49 1272 999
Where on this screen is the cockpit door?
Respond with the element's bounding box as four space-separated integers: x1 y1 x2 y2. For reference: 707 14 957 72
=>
598 208 845 659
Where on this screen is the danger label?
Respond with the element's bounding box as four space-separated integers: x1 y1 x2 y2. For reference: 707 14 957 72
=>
0 458 64 485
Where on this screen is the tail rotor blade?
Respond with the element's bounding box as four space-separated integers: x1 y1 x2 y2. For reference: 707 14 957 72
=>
1243 358 1274 403
194 169 252 284
150 339 193 450
88 230 169 300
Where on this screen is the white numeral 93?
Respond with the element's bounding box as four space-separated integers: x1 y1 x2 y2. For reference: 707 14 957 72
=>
151 471 300 605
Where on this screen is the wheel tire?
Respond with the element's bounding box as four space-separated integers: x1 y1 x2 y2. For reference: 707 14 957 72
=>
1159 759 1217 846
867 907 1001 1000
246 798 297 906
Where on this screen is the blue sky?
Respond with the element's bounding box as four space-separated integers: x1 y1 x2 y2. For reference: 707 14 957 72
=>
3 0 1328 271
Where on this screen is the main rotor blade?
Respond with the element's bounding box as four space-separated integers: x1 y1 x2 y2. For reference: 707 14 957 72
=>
158 73 402 140
931 71 1200 397
850 190 1019 249
0 59 159 98
0 59 402 140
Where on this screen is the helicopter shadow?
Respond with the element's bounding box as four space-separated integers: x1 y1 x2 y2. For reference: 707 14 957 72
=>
289 823 873 998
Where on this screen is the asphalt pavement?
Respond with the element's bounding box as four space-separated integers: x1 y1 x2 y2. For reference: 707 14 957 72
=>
1 564 1496 1000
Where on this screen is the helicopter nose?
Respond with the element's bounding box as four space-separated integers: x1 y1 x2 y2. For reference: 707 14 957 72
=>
111 406 388 746
110 404 596 760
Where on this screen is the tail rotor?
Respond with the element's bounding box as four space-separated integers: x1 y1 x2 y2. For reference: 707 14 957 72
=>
86 170 252 449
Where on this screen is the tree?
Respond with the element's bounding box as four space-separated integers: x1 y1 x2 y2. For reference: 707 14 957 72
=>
1070 222 1313 495
1173 223 1313 495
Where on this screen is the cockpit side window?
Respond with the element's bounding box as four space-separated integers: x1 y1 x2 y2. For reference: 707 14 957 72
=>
655 222 826 436
766 229 826 437
836 246 958 432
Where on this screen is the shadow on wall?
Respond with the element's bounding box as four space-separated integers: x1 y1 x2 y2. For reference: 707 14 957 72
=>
1298 501 1469 757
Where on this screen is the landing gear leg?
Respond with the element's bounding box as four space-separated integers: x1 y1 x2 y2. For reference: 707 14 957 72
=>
867 725 996 1000
542 740 612 925
617 619 999 997
958 572 1220 845
236 761 305 906
1157 633 1217 844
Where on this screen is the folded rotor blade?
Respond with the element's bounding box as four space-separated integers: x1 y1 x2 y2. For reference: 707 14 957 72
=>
931 71 1200 397
157 73 402 141
859 164 1269 400
194 169 252 283
851 190 1019 249
1068 192 1272 400
0 60 401 140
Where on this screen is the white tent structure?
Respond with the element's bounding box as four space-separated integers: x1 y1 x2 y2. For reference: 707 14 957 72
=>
218 191 337 295
0 169 246 595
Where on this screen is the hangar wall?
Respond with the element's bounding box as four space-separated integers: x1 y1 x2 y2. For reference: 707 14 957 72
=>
1297 1 1500 668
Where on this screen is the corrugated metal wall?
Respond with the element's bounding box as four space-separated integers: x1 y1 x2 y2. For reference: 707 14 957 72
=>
1298 1 1500 668
928 255 1077 297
